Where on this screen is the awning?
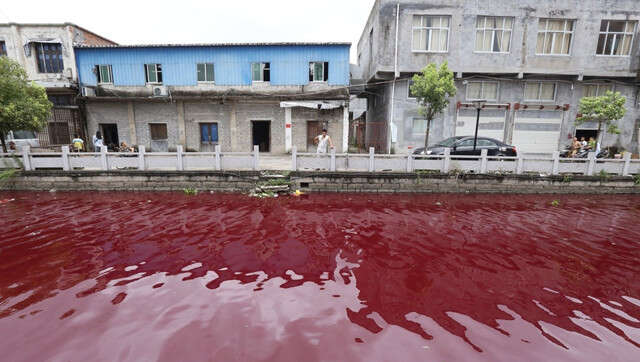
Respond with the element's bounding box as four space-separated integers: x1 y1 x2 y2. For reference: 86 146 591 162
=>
279 100 345 109
23 38 65 57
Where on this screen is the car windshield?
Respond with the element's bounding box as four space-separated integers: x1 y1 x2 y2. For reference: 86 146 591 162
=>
434 137 464 147
12 130 37 139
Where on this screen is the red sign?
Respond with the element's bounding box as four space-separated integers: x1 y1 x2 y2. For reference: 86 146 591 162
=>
285 124 291 128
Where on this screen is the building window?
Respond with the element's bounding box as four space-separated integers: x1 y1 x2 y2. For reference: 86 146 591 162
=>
48 94 73 106
412 15 450 52
475 16 513 53
149 123 168 141
0 41 6 56
524 82 556 102
96 65 113 84
408 79 418 98
252 62 270 82
309 62 329 82
35 43 64 73
583 84 613 97
48 122 70 145
200 123 219 144
597 20 636 56
197 63 215 82
412 119 427 135
145 64 162 84
536 19 574 55
466 81 499 101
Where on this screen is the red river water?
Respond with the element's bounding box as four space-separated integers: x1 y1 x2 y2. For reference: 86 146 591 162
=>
0 191 639 361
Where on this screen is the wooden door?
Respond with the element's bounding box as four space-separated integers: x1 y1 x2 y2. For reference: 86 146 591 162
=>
307 121 327 152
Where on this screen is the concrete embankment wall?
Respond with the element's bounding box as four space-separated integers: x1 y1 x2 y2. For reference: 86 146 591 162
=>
1 170 639 194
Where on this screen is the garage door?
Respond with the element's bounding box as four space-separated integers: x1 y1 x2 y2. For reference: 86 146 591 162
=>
512 110 562 154
455 109 506 141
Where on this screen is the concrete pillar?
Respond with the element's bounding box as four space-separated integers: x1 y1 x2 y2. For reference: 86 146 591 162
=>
61 146 70 171
22 145 32 171
100 146 108 170
442 148 451 173
480 149 488 173
127 101 137 145
552 151 560 175
215 144 221 171
368 147 375 172
176 145 184 171
342 105 349 153
285 107 292 153
291 146 297 171
177 100 186 147
137 145 145 170
230 102 238 152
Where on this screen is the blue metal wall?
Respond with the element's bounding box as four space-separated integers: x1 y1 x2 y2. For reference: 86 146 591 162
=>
75 45 350 87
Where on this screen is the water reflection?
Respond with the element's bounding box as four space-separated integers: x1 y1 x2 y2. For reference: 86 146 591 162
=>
0 192 639 361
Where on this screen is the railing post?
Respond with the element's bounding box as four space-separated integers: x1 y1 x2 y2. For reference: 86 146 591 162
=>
61 145 71 171
516 154 524 175
138 145 146 171
215 144 221 171
253 145 260 171
100 146 108 171
406 153 413 172
330 148 336 171
176 145 184 171
442 148 451 173
368 147 375 172
480 149 488 174
586 152 596 176
291 146 297 171
22 145 31 171
552 151 560 175
622 152 631 176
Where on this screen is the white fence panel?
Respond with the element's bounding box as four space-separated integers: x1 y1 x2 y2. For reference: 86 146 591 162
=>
522 158 553 174
69 153 102 170
183 153 216 170
220 153 254 170
297 154 331 170
30 154 64 169
0 154 22 168
629 160 640 175
413 156 443 171
373 155 407 172
450 158 481 173
558 159 589 174
107 154 139 170
146 154 179 170
486 157 518 173
594 160 625 175
342 155 369 171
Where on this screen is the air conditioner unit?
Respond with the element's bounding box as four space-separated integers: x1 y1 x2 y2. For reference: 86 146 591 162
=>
152 86 169 97
81 86 96 97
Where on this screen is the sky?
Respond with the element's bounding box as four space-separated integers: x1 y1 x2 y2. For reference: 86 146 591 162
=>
0 0 374 62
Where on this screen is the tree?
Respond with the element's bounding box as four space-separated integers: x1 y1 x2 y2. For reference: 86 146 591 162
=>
0 56 52 153
576 90 626 147
410 62 457 147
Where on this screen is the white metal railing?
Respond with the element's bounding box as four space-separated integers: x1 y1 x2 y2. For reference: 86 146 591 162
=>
291 147 640 176
1 145 639 176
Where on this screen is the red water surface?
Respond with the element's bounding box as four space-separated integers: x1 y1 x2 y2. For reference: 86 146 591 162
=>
0 191 639 361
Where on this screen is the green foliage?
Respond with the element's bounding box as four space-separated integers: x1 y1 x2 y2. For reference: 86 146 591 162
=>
551 200 560 207
183 188 198 195
410 62 457 147
263 178 291 186
576 91 626 135
634 174 640 185
0 168 16 181
0 57 52 152
562 175 572 183
598 169 610 181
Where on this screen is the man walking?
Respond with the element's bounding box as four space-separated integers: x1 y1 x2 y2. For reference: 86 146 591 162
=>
314 129 334 154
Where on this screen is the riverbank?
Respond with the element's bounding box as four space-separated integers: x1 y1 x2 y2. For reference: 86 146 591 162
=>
1 170 639 194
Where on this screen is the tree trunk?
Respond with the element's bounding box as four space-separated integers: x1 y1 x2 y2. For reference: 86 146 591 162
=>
0 131 7 153
424 119 432 148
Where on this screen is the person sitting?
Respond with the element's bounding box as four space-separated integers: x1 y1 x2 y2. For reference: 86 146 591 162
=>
569 137 581 157
119 142 134 152
580 137 588 150
588 137 596 150
72 134 84 152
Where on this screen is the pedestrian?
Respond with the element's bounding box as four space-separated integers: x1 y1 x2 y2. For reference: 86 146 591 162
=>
580 137 587 149
314 128 334 154
71 134 84 152
93 131 104 152
588 137 596 150
569 137 580 157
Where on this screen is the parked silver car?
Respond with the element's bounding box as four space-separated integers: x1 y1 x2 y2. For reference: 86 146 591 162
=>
4 130 40 152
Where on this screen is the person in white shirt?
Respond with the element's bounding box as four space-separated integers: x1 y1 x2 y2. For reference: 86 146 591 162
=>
314 129 334 154
93 131 104 152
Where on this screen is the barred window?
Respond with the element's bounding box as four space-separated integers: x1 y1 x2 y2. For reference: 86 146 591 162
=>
412 15 450 52
536 19 574 55
35 43 64 73
597 20 636 56
583 84 613 97
475 16 513 53
149 123 168 141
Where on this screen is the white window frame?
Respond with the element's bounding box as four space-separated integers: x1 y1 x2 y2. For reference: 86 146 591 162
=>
474 16 514 54
411 15 451 53
412 118 428 135
407 79 417 98
96 64 113 84
583 83 615 97
535 18 575 56
466 81 499 101
309 61 328 82
524 81 557 102
145 64 162 84
197 63 215 83
252 62 270 82
596 20 637 57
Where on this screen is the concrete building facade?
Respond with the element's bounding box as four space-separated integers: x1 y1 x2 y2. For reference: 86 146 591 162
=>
75 43 351 154
0 23 116 147
357 0 640 154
